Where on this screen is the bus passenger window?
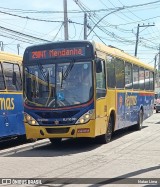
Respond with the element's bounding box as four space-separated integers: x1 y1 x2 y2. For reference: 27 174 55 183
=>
2 62 22 91
13 64 22 91
145 69 150 90
0 63 5 90
125 62 132 89
106 56 115 88
96 59 106 98
150 71 154 90
115 58 125 89
139 67 145 90
133 65 139 89
3 62 16 90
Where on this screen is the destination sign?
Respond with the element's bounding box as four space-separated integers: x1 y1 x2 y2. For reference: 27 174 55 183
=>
29 47 85 60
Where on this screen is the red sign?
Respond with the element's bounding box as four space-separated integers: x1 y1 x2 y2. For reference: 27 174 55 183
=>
30 47 85 60
77 128 90 133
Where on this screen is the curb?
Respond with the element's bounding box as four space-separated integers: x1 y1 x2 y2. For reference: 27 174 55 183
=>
0 139 50 156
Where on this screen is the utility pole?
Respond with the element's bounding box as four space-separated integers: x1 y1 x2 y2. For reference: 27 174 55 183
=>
134 23 155 57
63 0 69 40
154 45 160 88
158 45 160 87
17 44 20 55
0 41 4 51
135 24 140 57
84 13 87 40
155 53 158 88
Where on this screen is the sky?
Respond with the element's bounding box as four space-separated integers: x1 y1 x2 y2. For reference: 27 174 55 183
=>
0 0 160 68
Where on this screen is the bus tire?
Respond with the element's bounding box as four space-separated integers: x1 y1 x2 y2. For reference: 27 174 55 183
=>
49 138 62 145
17 135 27 143
18 135 37 143
96 116 113 144
27 138 37 143
135 109 143 130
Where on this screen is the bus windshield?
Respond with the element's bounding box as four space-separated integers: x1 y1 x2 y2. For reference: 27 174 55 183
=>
24 61 93 108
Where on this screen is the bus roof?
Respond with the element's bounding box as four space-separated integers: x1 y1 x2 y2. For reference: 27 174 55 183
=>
93 41 154 71
0 51 22 64
24 40 93 52
23 40 154 71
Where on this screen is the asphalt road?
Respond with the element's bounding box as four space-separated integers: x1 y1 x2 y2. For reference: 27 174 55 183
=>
0 112 160 187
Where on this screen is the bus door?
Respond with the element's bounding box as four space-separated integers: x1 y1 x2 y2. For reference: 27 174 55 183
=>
0 93 18 137
0 63 9 138
0 107 9 138
114 58 126 129
124 92 133 127
2 62 24 136
0 94 18 137
6 94 24 136
95 59 107 135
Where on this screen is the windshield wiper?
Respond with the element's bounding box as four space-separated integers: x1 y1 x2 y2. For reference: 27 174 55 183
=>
62 60 74 80
60 60 75 88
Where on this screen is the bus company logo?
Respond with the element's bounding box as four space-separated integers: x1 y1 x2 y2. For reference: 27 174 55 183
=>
0 98 15 110
125 95 137 107
54 120 59 125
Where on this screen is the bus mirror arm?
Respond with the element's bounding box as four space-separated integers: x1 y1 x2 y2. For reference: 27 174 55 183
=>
95 59 102 73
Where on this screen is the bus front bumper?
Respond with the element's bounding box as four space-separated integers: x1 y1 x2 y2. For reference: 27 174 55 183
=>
25 120 95 139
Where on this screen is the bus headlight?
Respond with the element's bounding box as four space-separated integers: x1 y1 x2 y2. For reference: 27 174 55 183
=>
24 113 39 126
76 109 94 124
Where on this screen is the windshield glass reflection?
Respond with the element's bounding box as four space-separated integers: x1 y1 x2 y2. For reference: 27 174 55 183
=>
24 61 93 108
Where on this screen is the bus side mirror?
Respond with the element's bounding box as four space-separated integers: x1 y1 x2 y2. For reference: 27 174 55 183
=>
96 59 102 73
12 72 17 85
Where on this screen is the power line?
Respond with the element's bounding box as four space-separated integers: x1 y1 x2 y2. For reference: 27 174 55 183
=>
74 0 159 53
0 10 85 27
53 23 64 40
0 10 64 23
0 6 115 13
0 25 51 42
1 0 160 14
99 0 136 22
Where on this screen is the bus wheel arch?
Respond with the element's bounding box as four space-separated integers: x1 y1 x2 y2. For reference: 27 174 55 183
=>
134 106 144 131
139 107 144 129
96 110 115 144
110 110 116 133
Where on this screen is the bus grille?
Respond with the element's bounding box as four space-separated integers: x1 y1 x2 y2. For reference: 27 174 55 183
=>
46 127 70 134
42 120 74 125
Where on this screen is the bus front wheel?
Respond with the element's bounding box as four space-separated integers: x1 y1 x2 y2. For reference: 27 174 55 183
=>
96 116 113 144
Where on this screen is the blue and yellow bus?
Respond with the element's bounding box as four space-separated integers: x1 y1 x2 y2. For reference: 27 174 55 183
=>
23 41 154 144
0 51 25 141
